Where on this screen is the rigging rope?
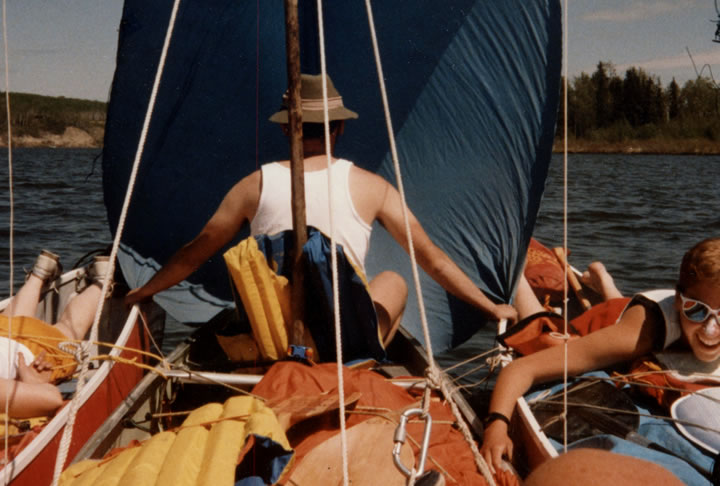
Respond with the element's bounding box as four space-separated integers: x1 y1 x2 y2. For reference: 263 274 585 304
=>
51 0 183 484
363 1 496 484
314 1 350 484
1 0 12 479
561 0 570 455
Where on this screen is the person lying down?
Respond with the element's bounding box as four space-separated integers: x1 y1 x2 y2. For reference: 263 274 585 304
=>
0 251 109 418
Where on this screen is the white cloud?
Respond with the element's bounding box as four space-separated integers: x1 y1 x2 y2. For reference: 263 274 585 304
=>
583 0 701 22
614 49 718 77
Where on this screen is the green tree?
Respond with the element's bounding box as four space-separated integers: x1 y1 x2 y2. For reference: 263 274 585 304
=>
680 77 719 119
569 73 594 138
592 61 612 128
667 78 680 120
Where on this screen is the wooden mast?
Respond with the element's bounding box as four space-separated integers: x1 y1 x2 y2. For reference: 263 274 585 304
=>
284 0 308 349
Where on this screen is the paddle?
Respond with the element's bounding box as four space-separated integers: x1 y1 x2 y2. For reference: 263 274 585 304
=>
552 247 592 311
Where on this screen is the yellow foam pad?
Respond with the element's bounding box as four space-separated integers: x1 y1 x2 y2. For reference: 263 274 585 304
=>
224 238 289 360
154 403 223 486
61 397 293 486
197 396 256 486
117 431 176 485
59 459 101 486
91 446 141 486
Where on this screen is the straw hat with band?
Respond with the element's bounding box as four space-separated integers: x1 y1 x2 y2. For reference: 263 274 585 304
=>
269 74 358 124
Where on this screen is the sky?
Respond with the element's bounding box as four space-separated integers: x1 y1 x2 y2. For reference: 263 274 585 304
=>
3 0 720 102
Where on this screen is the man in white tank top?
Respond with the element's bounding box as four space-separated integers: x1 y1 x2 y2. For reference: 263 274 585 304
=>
126 74 518 346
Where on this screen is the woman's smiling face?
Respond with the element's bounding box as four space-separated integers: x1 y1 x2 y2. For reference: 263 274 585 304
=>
676 281 720 363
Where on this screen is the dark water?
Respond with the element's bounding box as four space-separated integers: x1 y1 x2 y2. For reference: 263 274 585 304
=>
534 153 720 295
2 149 720 355
437 152 720 393
0 148 110 289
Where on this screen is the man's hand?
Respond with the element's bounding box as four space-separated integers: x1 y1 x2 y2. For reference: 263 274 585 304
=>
491 303 518 326
124 288 151 308
17 352 53 385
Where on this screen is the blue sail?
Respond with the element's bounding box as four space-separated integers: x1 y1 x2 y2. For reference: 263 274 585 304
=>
103 0 561 352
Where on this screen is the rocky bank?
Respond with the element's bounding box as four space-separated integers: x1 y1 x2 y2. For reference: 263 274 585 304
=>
0 126 103 148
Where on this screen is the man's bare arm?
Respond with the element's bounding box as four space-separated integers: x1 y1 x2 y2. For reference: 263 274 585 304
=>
374 178 517 323
125 172 260 306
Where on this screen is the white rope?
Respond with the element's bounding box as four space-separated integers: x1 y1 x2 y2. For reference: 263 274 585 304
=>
315 1 350 485
363 0 435 368
51 1 183 483
363 2 496 485
561 0 570 455
1 0 13 478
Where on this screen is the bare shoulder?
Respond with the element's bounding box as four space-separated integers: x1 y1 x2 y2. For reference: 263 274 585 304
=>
226 170 261 200
213 170 262 225
349 164 388 187
348 165 392 223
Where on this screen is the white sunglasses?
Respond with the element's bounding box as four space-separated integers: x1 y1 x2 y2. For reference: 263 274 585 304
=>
679 294 720 324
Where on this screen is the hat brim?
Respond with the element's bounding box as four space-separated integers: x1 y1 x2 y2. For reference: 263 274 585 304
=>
269 107 358 124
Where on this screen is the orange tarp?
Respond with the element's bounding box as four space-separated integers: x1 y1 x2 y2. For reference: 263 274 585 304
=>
252 362 519 485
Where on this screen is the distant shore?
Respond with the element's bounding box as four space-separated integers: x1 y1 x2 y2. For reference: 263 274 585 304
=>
0 126 102 148
2 130 720 155
554 138 720 155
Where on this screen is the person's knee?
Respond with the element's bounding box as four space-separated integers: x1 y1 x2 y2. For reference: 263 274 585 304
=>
370 271 408 313
369 271 407 339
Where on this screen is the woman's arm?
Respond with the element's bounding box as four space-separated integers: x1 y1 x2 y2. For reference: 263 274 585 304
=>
0 378 63 418
480 304 658 471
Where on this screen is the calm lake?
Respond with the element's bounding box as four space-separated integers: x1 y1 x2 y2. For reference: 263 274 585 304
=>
1 148 720 355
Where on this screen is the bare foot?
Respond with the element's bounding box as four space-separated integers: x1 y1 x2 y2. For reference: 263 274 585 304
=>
580 262 623 301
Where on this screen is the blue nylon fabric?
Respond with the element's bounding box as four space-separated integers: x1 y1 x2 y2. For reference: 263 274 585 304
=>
251 228 385 363
234 435 294 485
526 373 716 485
103 0 562 352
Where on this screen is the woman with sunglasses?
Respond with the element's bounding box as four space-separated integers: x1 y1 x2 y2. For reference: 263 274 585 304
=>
481 237 720 476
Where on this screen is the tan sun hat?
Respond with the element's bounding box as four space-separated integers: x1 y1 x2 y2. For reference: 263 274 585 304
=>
269 73 358 124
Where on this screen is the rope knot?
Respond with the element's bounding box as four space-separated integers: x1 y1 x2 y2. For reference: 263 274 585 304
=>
58 341 90 365
424 366 442 390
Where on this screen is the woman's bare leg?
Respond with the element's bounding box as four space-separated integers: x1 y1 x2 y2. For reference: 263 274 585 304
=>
2 274 43 318
3 251 61 318
53 285 102 340
369 271 408 348
580 262 623 300
514 274 547 320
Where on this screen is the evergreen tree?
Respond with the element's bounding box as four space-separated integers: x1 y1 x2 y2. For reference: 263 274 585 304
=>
591 62 611 128
667 78 680 120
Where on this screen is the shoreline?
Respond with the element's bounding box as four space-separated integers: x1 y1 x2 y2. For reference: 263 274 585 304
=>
0 126 102 149
554 138 720 155
3 132 720 155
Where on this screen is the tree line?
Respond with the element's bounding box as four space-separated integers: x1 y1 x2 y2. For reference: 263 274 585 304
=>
0 92 106 139
557 62 720 145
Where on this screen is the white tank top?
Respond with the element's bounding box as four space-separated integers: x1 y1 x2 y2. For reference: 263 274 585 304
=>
250 159 372 273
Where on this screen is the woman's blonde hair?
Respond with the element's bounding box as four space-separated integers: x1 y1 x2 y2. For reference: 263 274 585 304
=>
677 237 720 292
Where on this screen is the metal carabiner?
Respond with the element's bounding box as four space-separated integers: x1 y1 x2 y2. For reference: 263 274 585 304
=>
392 408 433 478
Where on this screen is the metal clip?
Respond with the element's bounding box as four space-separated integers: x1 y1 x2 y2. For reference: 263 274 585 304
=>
393 408 432 478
